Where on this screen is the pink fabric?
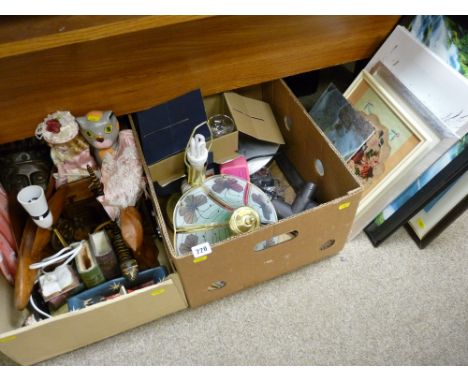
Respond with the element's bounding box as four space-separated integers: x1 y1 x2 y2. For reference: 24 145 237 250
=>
0 251 14 285
0 184 17 251
55 149 97 188
220 155 250 181
0 185 18 285
98 130 145 220
0 232 16 284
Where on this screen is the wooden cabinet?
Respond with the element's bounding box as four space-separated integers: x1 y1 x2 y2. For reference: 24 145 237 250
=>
0 15 399 144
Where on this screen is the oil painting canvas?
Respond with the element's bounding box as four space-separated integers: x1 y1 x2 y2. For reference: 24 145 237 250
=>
309 83 374 161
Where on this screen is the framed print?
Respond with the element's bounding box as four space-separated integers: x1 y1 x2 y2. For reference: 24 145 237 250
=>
345 70 446 239
309 83 375 161
364 134 468 246
365 26 468 138
407 170 468 242
410 16 468 80
405 195 467 249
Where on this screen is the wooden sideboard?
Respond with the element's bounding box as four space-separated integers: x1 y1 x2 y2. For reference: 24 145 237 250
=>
0 15 400 144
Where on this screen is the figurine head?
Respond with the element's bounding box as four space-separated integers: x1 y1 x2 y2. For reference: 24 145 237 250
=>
77 111 120 150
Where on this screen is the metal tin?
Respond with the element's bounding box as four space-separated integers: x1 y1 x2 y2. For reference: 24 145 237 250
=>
229 206 260 235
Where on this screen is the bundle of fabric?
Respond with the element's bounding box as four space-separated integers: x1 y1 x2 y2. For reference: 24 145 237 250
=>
0 184 17 285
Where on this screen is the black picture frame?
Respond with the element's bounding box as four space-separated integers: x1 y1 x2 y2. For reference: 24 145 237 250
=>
364 143 468 247
405 195 468 249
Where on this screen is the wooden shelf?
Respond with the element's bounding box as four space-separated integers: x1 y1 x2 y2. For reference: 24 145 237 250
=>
0 15 400 144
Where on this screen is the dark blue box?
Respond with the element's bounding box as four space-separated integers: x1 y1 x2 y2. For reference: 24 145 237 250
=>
134 89 209 165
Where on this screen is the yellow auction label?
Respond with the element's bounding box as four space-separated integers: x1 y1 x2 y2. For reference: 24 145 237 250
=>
151 288 166 296
417 218 425 229
193 255 208 263
339 202 351 210
0 336 16 343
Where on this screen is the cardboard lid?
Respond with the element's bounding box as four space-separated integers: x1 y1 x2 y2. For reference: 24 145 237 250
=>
224 92 285 145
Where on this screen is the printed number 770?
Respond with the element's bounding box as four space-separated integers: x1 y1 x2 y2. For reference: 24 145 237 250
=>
196 246 208 255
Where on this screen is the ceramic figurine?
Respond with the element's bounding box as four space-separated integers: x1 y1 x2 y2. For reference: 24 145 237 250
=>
35 111 97 188
77 111 120 164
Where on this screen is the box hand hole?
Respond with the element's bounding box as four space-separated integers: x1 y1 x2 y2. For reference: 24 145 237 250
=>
254 230 299 252
208 280 226 291
320 239 335 251
284 116 293 131
314 158 325 177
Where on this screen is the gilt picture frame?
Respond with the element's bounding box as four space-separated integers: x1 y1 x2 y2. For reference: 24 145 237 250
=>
345 70 444 239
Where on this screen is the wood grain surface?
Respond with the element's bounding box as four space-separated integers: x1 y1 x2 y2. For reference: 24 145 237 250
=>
0 15 399 144
0 16 210 58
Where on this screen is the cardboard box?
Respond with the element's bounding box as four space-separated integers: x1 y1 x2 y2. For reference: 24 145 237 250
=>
0 180 188 365
141 90 286 187
134 89 239 186
134 79 363 308
0 272 186 365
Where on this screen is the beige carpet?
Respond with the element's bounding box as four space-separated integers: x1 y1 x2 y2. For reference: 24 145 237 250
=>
1 211 467 366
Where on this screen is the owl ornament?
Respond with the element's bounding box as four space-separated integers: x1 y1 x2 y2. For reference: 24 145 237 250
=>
77 111 120 165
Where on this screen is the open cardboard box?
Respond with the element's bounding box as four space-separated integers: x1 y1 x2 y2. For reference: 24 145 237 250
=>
0 177 188 365
134 88 239 187
1 78 363 364
133 79 363 308
140 87 286 187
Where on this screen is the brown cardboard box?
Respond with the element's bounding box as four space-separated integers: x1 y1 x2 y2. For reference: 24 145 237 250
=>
144 90 286 187
0 271 187 365
0 181 188 365
134 79 363 308
142 91 239 187
224 91 285 146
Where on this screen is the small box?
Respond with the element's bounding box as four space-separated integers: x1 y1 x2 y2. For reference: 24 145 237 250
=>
0 178 188 365
134 89 208 166
133 89 238 186
139 89 287 187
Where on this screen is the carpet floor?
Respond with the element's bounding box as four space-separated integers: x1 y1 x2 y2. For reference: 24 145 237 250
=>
2 211 466 366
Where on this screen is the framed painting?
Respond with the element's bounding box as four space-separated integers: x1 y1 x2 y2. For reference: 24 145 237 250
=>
364 134 468 247
345 70 445 239
365 26 468 138
405 195 467 249
407 170 468 244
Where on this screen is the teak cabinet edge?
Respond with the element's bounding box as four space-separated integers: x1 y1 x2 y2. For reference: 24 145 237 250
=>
0 15 400 144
